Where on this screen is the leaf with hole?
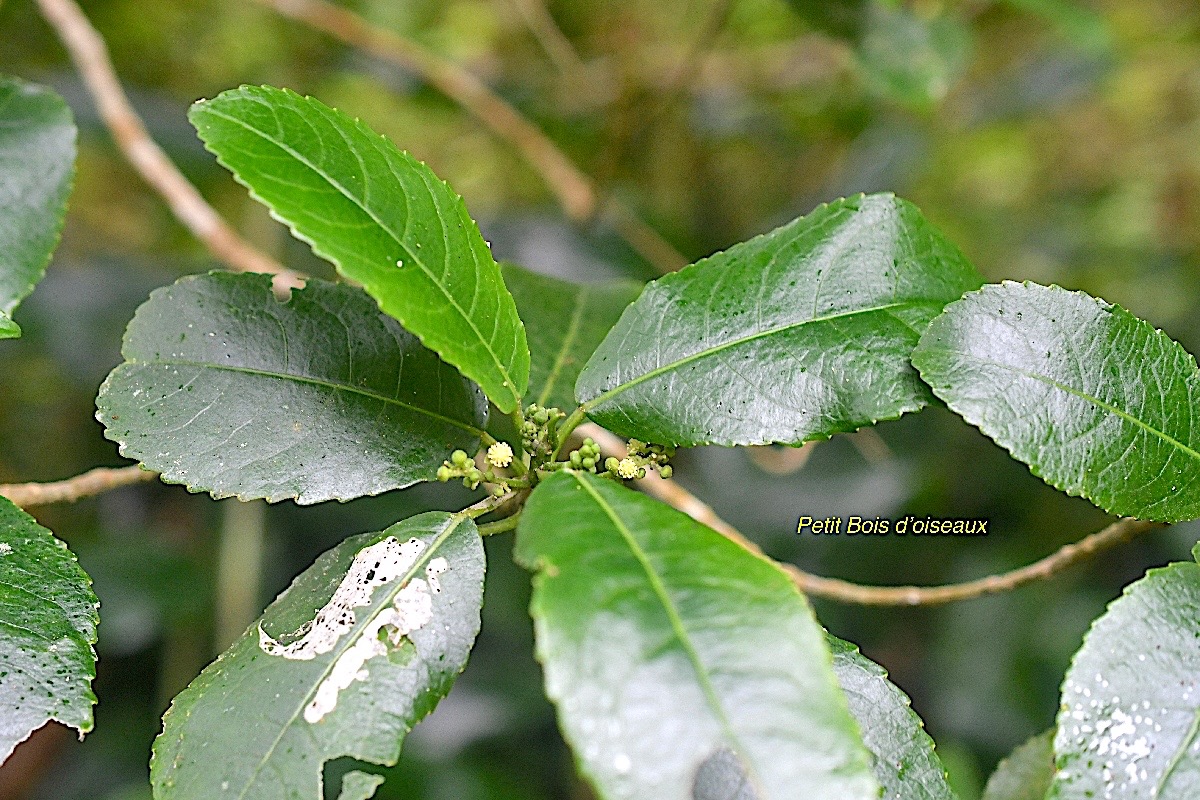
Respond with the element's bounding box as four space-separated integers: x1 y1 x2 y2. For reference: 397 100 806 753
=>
501 263 641 411
515 471 877 800
576 193 983 447
1048 549 1200 799
96 272 487 504
0 77 75 340
913 281 1200 522
828 634 956 800
150 511 485 799
0 496 98 764
189 85 529 412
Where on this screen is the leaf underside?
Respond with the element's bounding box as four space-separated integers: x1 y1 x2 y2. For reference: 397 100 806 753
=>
576 192 984 447
0 496 98 764
189 85 529 412
913 281 1200 522
983 730 1055 800
516 471 877 800
500 263 642 411
827 635 956 800
96 272 487 504
1049 554 1200 799
0 77 76 339
151 512 485 800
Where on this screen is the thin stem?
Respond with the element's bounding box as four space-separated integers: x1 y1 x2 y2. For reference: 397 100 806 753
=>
579 423 1164 606
507 407 530 477
506 0 585 77
457 490 523 520
35 0 304 293
252 0 686 273
479 513 521 536
552 406 589 459
0 465 157 507
214 499 266 650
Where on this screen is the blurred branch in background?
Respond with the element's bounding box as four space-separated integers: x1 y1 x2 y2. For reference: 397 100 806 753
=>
505 0 587 79
593 0 736 187
34 0 305 292
252 0 688 273
582 423 1162 606
0 465 156 507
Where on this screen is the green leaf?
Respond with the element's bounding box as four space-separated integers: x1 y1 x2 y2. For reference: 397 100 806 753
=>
96 272 486 504
501 263 641 411
828 635 956 800
575 193 983 447
151 511 485 799
515 471 877 800
0 495 98 764
1048 555 1200 799
983 731 1055 800
857 3 972 107
189 85 529 413
912 281 1200 522
336 771 384 800
0 77 76 340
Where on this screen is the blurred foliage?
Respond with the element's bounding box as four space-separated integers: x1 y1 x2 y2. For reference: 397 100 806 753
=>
2 0 1200 798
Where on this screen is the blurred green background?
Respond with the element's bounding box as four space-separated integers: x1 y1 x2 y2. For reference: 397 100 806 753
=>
2 0 1200 797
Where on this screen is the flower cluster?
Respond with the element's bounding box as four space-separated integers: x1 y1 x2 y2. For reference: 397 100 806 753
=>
519 404 566 459
603 438 674 481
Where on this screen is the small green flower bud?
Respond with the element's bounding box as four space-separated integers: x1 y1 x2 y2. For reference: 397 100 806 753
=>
605 457 619 472
533 408 549 424
569 451 582 468
437 466 452 481
581 456 596 470
658 465 673 479
451 449 470 466
636 467 647 479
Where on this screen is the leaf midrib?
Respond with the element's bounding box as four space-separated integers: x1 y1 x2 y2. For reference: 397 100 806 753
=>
198 102 520 407
569 473 764 792
1156 702 1200 794
126 357 485 437
582 299 914 410
237 514 467 800
956 356 1200 463
536 285 590 407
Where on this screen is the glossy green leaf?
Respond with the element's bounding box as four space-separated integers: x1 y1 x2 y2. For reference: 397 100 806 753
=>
828 635 956 800
1048 552 1200 799
0 77 76 340
516 471 877 800
912 282 1200 522
858 4 972 107
983 731 1055 800
151 511 485 799
0 495 98 764
576 193 983 447
97 272 486 504
501 263 641 411
189 85 529 412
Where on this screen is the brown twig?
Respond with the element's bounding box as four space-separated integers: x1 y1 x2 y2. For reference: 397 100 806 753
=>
580 423 1162 606
252 0 687 272
0 465 157 507
35 0 304 292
